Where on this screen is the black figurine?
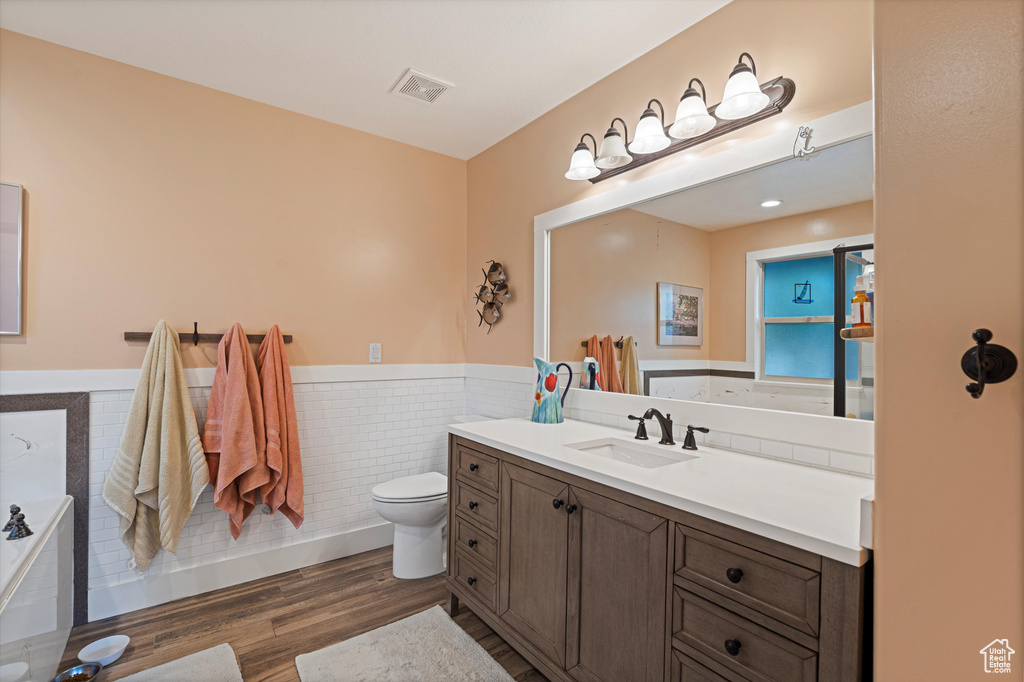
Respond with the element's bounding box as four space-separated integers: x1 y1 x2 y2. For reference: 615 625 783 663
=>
2 504 20 533
6 513 32 540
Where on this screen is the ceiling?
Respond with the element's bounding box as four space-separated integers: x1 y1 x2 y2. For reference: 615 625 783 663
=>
633 135 875 231
0 0 730 160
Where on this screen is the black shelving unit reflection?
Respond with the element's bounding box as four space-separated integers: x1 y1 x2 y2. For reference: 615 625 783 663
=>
833 242 874 417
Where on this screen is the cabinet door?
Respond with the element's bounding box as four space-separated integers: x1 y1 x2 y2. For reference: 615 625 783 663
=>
499 462 570 667
566 486 669 682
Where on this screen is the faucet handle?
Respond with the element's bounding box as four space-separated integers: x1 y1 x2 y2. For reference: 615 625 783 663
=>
628 415 649 441
682 425 710 451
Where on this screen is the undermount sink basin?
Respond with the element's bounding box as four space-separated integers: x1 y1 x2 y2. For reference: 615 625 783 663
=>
565 438 697 469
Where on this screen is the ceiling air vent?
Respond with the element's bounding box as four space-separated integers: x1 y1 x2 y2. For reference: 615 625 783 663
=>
389 68 453 105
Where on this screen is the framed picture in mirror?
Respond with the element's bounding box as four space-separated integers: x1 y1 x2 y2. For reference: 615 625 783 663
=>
657 281 702 346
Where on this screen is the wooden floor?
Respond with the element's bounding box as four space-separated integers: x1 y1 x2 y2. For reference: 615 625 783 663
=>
61 547 544 681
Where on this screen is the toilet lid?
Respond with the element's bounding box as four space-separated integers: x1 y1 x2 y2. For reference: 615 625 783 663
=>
371 472 448 502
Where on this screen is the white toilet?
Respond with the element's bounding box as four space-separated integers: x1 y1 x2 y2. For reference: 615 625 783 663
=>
371 472 448 579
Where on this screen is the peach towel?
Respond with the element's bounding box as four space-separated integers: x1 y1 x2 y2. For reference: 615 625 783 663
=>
600 335 624 393
257 325 304 529
202 323 268 539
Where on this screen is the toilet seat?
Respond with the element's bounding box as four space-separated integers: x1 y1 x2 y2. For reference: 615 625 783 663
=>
371 472 447 503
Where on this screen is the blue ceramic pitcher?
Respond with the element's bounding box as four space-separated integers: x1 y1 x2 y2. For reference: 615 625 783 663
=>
532 358 573 424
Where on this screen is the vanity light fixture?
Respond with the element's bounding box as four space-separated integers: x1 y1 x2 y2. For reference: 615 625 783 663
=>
716 52 771 120
628 100 671 155
669 79 716 140
563 52 794 182
565 133 600 181
596 118 632 169
760 199 783 207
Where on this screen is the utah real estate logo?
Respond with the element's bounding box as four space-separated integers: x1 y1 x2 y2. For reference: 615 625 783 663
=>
979 639 1015 674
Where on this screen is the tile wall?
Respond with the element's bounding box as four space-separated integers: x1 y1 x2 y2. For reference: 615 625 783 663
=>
87 378 464 593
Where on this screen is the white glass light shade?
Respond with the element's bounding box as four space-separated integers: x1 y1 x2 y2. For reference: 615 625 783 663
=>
668 92 716 139
596 131 632 169
716 69 769 120
628 111 671 155
565 143 600 180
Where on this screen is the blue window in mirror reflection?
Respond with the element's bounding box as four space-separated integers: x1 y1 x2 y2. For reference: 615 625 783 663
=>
763 255 862 380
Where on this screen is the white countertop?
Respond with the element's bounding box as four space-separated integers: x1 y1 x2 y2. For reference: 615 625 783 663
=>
449 418 874 566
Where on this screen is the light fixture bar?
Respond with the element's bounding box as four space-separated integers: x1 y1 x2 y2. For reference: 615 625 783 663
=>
587 76 794 183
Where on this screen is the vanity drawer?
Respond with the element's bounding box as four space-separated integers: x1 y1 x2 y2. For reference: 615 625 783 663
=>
455 443 499 492
673 588 817 682
670 650 735 682
675 526 820 636
454 480 498 534
454 513 497 571
453 548 496 611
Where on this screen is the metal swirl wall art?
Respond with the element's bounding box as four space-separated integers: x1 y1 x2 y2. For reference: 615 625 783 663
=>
475 261 512 334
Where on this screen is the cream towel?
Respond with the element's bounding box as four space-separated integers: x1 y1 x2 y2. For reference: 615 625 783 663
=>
620 336 643 395
102 320 209 572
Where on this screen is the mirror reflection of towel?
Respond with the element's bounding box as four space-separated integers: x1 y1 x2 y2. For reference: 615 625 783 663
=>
620 336 643 395
600 336 624 393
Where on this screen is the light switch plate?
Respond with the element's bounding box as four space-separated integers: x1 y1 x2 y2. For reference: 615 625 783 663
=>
369 343 382 363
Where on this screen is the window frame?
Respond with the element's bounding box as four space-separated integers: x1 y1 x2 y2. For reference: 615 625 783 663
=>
745 234 873 385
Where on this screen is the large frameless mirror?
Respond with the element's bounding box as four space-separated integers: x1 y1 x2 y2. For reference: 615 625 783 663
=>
546 133 875 420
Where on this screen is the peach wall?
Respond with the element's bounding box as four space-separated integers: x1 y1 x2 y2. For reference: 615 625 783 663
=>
874 1 1023 680
0 30 467 370
709 201 873 362
466 0 873 366
549 209 710 363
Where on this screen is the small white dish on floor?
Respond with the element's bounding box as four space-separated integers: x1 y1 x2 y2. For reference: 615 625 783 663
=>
78 635 130 666
0 661 30 682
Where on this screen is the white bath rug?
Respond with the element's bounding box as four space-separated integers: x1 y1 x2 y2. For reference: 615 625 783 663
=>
295 605 515 682
117 643 243 681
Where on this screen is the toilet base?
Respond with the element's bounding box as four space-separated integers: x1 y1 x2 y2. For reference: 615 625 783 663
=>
392 518 446 579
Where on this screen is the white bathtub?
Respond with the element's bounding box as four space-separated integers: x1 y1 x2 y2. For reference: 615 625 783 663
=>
0 495 74 682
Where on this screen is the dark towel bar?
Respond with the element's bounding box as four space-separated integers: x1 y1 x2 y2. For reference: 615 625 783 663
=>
580 336 637 349
124 322 293 346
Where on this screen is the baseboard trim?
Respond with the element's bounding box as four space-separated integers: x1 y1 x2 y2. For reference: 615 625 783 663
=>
87 523 395 621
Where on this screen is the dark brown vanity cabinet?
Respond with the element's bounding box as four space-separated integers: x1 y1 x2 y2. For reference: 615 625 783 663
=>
446 436 869 682
565 485 668 682
499 463 571 667
494 462 669 682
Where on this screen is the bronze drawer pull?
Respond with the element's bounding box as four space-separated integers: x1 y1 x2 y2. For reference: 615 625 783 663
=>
726 567 744 584
467 577 477 586
467 539 477 548
565 504 578 514
469 463 479 471
724 639 742 656
552 498 564 509
468 501 478 510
